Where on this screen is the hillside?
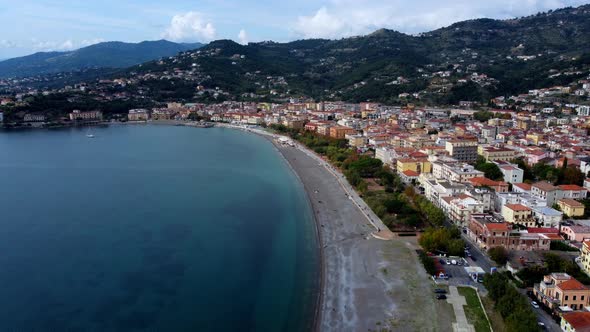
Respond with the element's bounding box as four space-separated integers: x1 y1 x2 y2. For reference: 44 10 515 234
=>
112 5 590 104
0 40 204 78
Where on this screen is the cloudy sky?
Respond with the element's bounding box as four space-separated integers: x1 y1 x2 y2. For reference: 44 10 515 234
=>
0 0 589 59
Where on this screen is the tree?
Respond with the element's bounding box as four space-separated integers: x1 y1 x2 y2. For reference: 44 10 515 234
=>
474 156 504 181
488 247 508 265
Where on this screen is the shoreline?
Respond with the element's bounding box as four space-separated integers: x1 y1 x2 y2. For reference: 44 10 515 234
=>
6 122 446 331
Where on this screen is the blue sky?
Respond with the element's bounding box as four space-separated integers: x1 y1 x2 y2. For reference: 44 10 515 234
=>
0 0 589 59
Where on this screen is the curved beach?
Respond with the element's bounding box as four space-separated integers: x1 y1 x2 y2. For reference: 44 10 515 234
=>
229 125 452 332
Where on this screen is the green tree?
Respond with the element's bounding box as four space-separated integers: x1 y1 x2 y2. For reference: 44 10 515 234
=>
488 247 508 265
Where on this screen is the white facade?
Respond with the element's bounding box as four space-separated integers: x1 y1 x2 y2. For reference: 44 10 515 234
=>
498 164 524 184
532 207 563 228
577 105 590 117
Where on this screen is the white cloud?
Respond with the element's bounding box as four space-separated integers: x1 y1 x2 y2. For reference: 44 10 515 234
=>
80 38 105 47
294 0 589 38
31 39 77 52
0 40 16 48
162 11 216 42
237 29 248 44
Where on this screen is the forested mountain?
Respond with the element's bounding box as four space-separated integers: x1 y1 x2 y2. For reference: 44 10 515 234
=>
117 5 590 104
0 40 204 78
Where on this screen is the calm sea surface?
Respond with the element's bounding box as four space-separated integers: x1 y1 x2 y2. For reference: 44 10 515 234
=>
0 125 319 331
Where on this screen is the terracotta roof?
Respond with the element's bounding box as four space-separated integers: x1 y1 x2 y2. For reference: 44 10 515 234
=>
513 183 532 191
402 170 419 177
527 227 559 234
558 278 589 291
562 312 590 331
485 223 510 231
559 184 586 191
505 203 531 211
560 198 584 207
533 181 558 192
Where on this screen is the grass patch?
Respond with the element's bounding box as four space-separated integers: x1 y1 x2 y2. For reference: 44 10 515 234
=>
458 287 491 332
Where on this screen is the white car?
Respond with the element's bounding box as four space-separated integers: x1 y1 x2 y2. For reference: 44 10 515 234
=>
451 259 457 265
531 301 540 309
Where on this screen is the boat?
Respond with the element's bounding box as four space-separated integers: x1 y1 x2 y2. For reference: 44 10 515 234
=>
86 129 95 138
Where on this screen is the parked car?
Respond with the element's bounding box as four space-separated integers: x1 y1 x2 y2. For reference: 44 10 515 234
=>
446 259 451 264
439 259 446 265
531 301 540 309
465 251 472 257
451 259 457 265
436 294 447 300
434 288 447 294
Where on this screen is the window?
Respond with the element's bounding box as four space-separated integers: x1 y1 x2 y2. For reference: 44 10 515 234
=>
582 296 585 300
574 296 577 300
566 295 569 301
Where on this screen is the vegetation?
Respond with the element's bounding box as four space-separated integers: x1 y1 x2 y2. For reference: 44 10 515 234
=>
510 158 585 185
483 273 540 332
474 157 504 181
418 227 466 257
458 287 492 332
550 241 580 252
417 250 437 276
488 247 509 265
516 252 590 287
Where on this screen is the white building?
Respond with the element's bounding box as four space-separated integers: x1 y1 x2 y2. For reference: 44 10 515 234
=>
375 147 395 165
497 163 524 184
577 105 590 117
532 206 563 228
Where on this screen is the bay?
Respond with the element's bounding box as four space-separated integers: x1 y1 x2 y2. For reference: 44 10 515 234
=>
0 124 319 331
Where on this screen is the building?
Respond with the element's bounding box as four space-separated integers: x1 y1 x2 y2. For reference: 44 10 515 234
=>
533 273 590 311
151 109 175 121
561 225 590 242
561 311 590 332
497 163 524 184
559 185 588 200
532 206 563 228
468 177 509 193
0 111 3 123
468 214 551 251
396 158 432 175
447 194 484 226
445 138 478 163
128 109 150 121
559 199 586 218
502 204 537 227
532 181 564 206
478 146 517 162
399 170 419 184
23 113 46 122
581 241 590 277
329 126 356 139
69 110 103 121
432 162 484 183
346 134 367 148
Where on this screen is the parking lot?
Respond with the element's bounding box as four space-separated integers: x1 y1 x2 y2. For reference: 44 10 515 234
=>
434 256 487 292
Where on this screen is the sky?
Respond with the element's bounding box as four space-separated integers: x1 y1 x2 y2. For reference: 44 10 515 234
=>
0 0 589 59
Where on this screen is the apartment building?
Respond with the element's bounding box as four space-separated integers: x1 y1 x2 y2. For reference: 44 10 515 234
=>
468 214 551 251
128 109 150 121
559 199 586 218
531 181 564 206
445 139 479 163
502 204 537 227
534 273 590 311
69 110 103 121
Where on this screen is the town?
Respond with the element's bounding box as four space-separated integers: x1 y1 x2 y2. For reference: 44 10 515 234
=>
1 55 590 332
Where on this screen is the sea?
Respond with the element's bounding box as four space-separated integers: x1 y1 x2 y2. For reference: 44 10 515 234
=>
0 124 319 331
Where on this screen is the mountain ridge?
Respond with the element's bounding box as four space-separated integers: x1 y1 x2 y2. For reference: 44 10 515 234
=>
0 40 204 78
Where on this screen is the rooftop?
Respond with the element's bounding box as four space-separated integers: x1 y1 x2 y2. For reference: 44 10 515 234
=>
562 312 590 331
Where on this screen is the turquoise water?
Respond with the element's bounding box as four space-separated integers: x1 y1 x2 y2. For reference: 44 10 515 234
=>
0 125 319 331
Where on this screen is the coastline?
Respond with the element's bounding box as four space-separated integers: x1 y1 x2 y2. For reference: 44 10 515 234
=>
217 123 451 331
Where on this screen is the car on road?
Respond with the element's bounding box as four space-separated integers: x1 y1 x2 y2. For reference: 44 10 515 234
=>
446 259 451 264
537 322 545 330
434 289 447 294
465 251 472 257
436 294 447 300
531 301 540 309
451 259 457 265
439 259 446 265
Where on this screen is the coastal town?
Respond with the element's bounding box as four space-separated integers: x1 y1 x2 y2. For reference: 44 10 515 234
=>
5 82 590 329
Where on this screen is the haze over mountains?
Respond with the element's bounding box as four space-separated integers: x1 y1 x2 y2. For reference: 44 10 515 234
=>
0 40 203 78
